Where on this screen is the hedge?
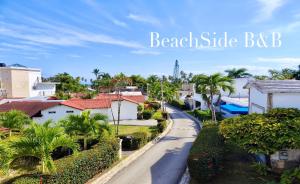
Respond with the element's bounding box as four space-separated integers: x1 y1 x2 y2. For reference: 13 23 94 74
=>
142 110 153 120
192 109 223 121
131 131 149 149
157 121 167 133
169 99 187 110
187 123 224 182
9 139 120 184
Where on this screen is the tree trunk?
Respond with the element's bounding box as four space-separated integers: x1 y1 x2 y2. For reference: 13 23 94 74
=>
42 160 45 174
210 93 216 122
83 137 88 150
116 90 121 136
9 130 12 137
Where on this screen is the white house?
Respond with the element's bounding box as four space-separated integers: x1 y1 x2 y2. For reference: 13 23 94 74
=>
244 80 300 169
0 63 57 98
244 80 300 114
0 96 141 123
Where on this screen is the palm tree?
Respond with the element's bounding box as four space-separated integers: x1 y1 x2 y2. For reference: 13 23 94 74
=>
194 73 234 122
92 68 100 79
11 121 78 174
225 68 252 78
60 111 109 150
0 142 12 174
0 110 32 137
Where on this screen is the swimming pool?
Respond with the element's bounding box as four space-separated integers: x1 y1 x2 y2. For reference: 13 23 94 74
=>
221 104 248 115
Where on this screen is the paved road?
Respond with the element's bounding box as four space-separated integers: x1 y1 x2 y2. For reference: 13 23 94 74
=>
106 106 200 184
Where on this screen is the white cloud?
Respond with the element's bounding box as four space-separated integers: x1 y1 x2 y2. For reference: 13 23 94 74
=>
253 0 286 23
131 49 161 55
0 21 143 49
257 57 300 68
84 0 127 28
127 13 161 27
272 21 300 33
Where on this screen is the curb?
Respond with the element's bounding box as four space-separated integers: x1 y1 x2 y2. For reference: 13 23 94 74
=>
87 118 174 184
178 167 190 184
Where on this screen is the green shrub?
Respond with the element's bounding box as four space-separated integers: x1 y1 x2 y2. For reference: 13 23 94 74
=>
265 108 300 121
148 101 161 111
251 163 268 176
169 99 187 110
137 104 144 112
280 167 300 184
142 110 153 120
188 123 224 182
131 131 149 149
10 139 119 184
152 111 163 120
194 109 211 121
157 121 167 133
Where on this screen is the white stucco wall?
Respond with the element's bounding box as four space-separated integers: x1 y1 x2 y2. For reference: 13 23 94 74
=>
249 87 267 114
111 100 138 120
28 71 42 97
221 78 249 98
33 101 138 124
273 93 300 109
33 105 81 123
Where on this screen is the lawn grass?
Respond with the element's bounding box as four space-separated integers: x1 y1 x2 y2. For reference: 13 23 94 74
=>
190 143 279 184
112 125 155 136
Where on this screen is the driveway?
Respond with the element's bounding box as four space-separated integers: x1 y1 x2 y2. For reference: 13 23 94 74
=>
105 105 200 184
109 119 157 126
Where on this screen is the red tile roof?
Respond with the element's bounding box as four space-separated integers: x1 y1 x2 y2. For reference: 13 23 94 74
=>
0 101 61 117
61 99 111 110
96 94 145 104
0 127 9 133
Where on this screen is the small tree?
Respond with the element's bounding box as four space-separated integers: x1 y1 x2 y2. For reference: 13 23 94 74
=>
220 109 300 166
60 110 109 150
12 121 78 174
192 73 234 122
0 110 31 137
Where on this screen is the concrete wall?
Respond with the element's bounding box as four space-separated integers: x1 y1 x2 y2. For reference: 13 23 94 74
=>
221 78 249 98
273 93 300 109
11 69 30 98
28 71 42 97
33 101 138 123
111 100 138 120
33 105 82 123
249 87 267 114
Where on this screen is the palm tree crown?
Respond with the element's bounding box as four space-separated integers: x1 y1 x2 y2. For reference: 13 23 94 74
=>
12 121 78 174
0 110 32 137
59 111 109 150
193 73 234 121
225 68 252 78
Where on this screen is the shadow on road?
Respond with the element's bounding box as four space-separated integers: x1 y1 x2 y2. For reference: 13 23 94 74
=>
150 143 193 184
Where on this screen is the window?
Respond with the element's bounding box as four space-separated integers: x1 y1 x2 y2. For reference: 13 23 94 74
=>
66 110 74 113
48 111 56 114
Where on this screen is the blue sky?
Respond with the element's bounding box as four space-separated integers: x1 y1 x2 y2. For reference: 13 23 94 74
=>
0 0 300 79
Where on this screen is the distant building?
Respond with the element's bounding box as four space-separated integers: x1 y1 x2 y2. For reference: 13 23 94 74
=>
244 80 300 114
0 63 57 98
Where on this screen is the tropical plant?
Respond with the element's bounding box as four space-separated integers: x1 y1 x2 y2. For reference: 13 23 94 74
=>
0 142 13 175
92 68 100 79
0 110 32 137
46 72 85 95
11 121 78 174
220 109 300 165
225 68 252 78
192 73 234 122
60 110 109 150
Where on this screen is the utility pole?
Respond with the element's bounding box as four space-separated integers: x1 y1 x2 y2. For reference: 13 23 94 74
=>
160 80 164 112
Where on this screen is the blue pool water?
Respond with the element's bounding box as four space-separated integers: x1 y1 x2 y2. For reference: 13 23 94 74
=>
221 104 248 115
